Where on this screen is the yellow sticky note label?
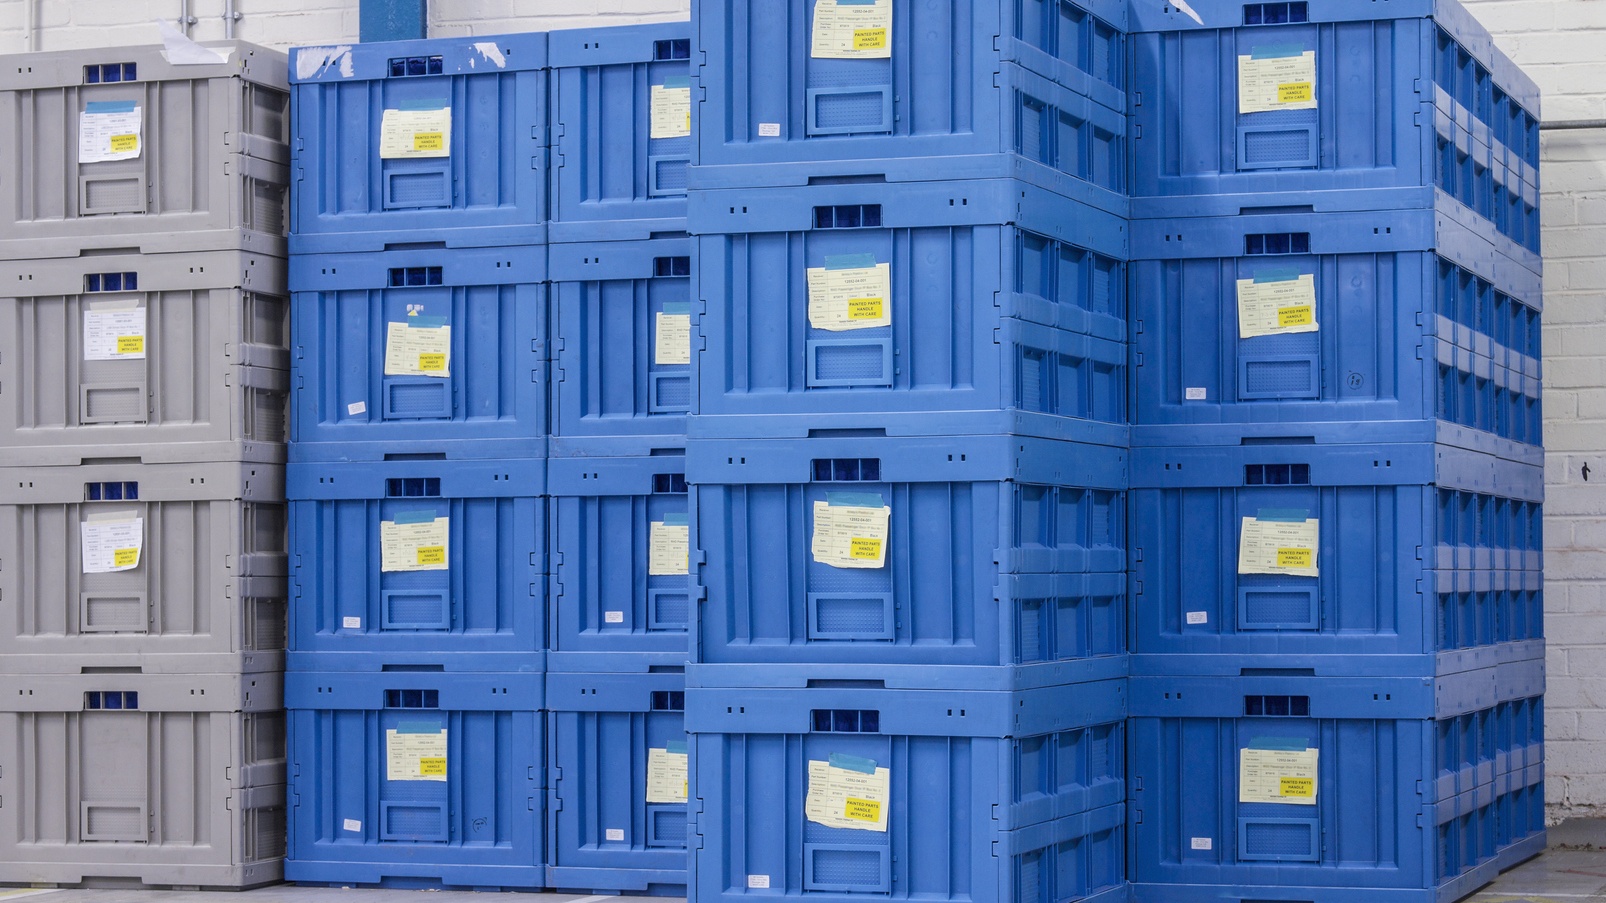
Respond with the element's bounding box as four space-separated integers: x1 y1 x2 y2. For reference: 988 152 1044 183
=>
109 133 139 152
416 545 446 566
1276 547 1313 568
418 757 447 776
418 352 447 372
1277 305 1314 327
117 335 145 354
1280 776 1315 797
849 537 883 560
844 798 881 822
113 547 139 567
853 28 887 49
413 132 444 151
847 298 884 320
1278 82 1313 103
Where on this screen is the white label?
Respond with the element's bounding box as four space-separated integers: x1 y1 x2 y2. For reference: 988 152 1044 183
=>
605 828 626 841
384 322 452 377
747 875 771 889
347 401 367 415
1238 516 1320 577
343 818 363 833
1238 51 1316 114
84 306 147 361
1191 837 1213 850
807 262 891 331
1239 747 1318 804
604 610 625 624
649 84 692 139
646 747 689 803
649 521 690 576
810 0 892 59
79 106 143 162
654 312 692 365
81 513 143 573
380 516 450 572
757 122 781 137
380 107 451 158
805 759 890 832
342 616 362 629
811 501 890 569
1186 611 1208 625
1185 387 1207 401
386 728 448 782
1237 274 1317 338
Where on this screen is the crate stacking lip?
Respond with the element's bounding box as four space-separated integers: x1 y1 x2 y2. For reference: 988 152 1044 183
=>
548 22 692 242
288 245 547 463
288 33 549 254
0 459 285 674
0 670 285 890
692 0 1131 217
1128 666 1545 903
687 679 1128 903
549 237 692 453
0 249 289 467
0 41 290 261
1129 207 1542 467
285 670 545 891
286 457 545 673
1129 442 1542 677
689 179 1130 447
688 434 1127 688
547 670 690 895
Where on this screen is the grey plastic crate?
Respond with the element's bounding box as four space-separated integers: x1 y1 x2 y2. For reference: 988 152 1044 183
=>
0 460 286 673
0 670 284 890
0 250 288 465
0 42 289 260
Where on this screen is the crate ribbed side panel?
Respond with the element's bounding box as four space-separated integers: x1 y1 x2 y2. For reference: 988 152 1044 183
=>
288 246 546 463
549 22 691 241
689 181 1129 445
687 681 1128 903
288 35 548 254
0 460 285 674
0 42 289 259
285 670 544 890
0 250 288 465
1128 209 1542 465
286 458 544 672
547 670 689 894
0 671 285 889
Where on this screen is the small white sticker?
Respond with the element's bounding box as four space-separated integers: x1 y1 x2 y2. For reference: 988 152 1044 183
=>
650 84 692 139
757 122 781 137
1238 50 1316 114
1185 387 1207 401
807 261 891 331
1191 836 1213 850
84 305 147 361
605 828 626 841
649 520 690 576
1186 611 1208 625
343 818 362 832
810 0 892 59
604 610 625 624
347 401 367 415
748 875 771 889
79 105 143 163
342 616 362 629
384 321 452 377
654 312 692 365
380 107 451 159
380 515 450 573
81 513 143 573
812 500 891 569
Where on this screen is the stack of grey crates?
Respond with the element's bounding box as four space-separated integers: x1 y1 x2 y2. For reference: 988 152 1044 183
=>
0 41 290 889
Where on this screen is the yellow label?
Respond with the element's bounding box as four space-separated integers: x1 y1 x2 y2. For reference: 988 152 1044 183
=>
117 335 145 354
113 548 139 567
418 352 447 372
413 132 445 151
1278 82 1313 103
849 537 883 559
416 545 446 566
852 28 887 49
847 298 884 320
843 797 881 822
109 133 139 152
1279 776 1315 797
418 757 447 776
1276 547 1313 568
1277 305 1314 327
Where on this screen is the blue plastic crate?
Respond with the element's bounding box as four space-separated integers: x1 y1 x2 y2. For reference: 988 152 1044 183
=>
286 458 545 672
689 435 1127 687
550 238 691 454
688 680 1127 903
1128 667 1544 903
548 452 690 671
289 246 547 463
1129 443 1542 677
1493 768 1545 864
689 180 1129 445
289 34 549 254
547 670 689 895
285 670 544 890
549 23 691 242
1130 208 1542 465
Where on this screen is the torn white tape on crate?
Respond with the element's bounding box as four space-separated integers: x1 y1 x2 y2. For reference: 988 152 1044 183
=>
296 45 355 80
155 18 232 65
1168 0 1205 25
473 42 507 68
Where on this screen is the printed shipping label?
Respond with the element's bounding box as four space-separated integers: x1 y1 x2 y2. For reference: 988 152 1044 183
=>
650 84 692 139
805 758 890 832
81 514 143 573
810 0 892 59
1238 50 1317 114
380 515 450 573
811 499 890 569
386 727 448 782
384 322 452 377
654 312 692 365
1239 747 1318 804
807 261 891 331
646 747 689 803
84 306 148 361
1239 516 1320 577
1237 274 1318 338
80 104 143 163
380 107 451 158
648 521 690 576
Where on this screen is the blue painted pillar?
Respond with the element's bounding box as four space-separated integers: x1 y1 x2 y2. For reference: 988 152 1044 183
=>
360 0 427 42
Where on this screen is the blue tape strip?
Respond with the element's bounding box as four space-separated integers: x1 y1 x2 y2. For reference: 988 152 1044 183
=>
86 101 137 113
1254 267 1303 284
661 512 689 525
828 753 878 773
827 491 884 508
661 75 690 88
407 316 447 328
1249 737 1309 751
398 721 442 734
661 302 690 315
825 253 877 270
666 740 688 754
1252 44 1307 60
1256 508 1310 523
398 99 449 111
393 509 438 524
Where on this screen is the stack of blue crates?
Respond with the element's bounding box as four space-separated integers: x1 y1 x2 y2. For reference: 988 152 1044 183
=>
284 34 549 890
1124 1 1545 899
685 1 1133 901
